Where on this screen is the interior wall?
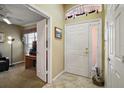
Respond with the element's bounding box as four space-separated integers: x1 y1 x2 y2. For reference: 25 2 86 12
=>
31 4 64 78
0 22 24 63
104 4 108 87
63 4 78 13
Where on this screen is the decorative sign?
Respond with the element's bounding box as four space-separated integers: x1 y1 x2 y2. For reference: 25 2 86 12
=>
0 32 4 43
65 4 102 20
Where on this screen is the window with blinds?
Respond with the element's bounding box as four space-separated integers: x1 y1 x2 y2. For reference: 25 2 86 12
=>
24 32 37 54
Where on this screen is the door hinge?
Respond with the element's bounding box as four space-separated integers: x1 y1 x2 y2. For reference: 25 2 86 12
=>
46 71 48 74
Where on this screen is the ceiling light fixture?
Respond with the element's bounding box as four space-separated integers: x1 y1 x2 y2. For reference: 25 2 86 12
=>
3 18 12 24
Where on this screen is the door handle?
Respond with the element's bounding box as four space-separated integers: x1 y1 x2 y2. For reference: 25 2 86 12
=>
84 51 88 54
121 56 124 63
83 51 88 55
108 57 110 61
84 48 89 54
85 48 88 50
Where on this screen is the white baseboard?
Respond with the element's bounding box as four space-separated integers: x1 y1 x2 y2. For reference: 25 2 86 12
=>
52 70 65 81
12 61 25 65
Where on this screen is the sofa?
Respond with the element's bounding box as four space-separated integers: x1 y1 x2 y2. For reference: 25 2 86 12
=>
0 52 9 72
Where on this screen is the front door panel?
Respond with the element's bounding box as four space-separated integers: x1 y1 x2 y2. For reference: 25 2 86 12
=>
65 23 89 77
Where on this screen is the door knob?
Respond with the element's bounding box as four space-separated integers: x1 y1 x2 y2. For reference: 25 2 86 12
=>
83 48 89 55
85 48 88 50
85 48 88 54
121 56 124 63
108 57 110 61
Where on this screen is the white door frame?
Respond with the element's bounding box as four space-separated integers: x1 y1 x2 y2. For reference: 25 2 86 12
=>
25 4 52 83
64 18 102 77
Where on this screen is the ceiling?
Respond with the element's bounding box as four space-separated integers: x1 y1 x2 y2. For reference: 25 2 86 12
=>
0 4 45 26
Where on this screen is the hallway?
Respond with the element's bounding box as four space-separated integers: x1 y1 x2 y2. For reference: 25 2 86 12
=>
43 73 102 88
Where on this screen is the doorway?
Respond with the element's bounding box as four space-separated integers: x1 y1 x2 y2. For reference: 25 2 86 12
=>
25 5 52 83
65 19 102 78
0 4 52 88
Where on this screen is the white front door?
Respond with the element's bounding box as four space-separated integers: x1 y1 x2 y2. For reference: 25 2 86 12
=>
37 19 47 82
107 4 124 87
65 23 89 77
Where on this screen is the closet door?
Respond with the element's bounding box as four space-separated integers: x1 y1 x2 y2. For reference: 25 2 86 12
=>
107 4 124 87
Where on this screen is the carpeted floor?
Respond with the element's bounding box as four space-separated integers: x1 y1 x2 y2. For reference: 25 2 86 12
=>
0 63 46 88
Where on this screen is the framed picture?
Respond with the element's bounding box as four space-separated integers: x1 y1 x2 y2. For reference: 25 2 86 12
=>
0 32 5 43
55 27 62 39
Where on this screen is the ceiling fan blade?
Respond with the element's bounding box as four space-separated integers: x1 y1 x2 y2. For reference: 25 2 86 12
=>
3 18 12 24
0 5 11 15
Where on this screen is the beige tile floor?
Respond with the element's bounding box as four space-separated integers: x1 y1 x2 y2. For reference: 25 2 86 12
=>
43 72 103 88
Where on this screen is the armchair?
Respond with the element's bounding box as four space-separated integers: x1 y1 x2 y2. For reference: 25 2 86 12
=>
0 52 9 72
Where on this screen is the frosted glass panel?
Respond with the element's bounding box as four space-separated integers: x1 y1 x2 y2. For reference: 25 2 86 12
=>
91 25 98 67
115 14 121 58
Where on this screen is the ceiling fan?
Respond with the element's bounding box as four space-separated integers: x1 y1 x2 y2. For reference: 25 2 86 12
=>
0 4 23 25
0 4 12 24
0 5 12 24
0 14 11 24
